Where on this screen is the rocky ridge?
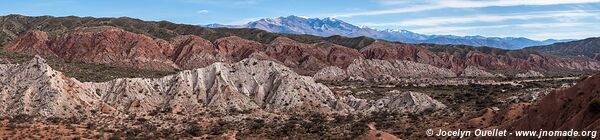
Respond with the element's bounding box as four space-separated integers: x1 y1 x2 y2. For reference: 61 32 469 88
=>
0 56 99 118
90 58 347 115
0 56 446 118
313 59 457 81
448 73 600 139
341 90 446 114
504 74 600 132
363 41 600 75
4 24 600 79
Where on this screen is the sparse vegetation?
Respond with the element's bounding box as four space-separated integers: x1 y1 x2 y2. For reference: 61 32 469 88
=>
0 49 174 82
0 14 596 140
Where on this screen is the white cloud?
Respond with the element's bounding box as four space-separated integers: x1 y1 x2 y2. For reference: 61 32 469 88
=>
406 22 598 39
530 31 600 39
334 0 600 17
357 10 599 27
377 0 414 5
409 22 594 33
513 22 593 28
410 25 511 34
196 10 209 14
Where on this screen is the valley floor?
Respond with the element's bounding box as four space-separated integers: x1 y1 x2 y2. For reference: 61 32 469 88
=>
0 76 579 139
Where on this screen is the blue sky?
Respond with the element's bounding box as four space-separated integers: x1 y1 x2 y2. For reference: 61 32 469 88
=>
2 0 600 40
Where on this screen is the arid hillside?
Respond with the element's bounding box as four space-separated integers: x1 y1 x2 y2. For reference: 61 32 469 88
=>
0 15 599 139
2 15 599 81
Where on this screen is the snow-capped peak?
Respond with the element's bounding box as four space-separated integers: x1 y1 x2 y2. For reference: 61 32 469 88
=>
203 15 573 49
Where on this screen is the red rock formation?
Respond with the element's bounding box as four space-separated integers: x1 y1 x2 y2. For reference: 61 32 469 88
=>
4 30 56 57
314 42 362 68
464 52 512 70
262 37 367 75
4 28 599 76
361 41 600 75
360 41 452 70
169 35 217 69
155 38 175 58
459 103 530 129
505 74 600 132
49 26 178 71
266 37 329 74
214 36 267 61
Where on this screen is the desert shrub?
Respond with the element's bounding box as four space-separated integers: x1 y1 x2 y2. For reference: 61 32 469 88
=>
332 114 354 124
247 119 265 131
475 96 495 109
228 108 252 115
47 117 62 124
108 134 121 140
11 114 32 123
272 119 301 137
158 127 175 138
7 122 16 130
303 113 327 134
589 99 600 113
350 122 368 138
210 125 225 135
185 122 203 137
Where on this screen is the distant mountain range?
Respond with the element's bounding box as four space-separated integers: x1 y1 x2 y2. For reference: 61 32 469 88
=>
206 15 574 49
524 37 600 60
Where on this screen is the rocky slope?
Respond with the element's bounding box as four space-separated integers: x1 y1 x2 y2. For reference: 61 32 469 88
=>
52 27 179 71
0 56 99 118
5 26 179 71
524 37 600 61
6 27 599 79
341 90 447 114
90 58 349 115
314 59 457 81
2 15 599 79
3 29 365 75
4 30 57 57
461 66 504 77
213 36 268 62
504 74 600 132
419 43 600 75
449 73 600 138
0 56 448 118
166 35 219 69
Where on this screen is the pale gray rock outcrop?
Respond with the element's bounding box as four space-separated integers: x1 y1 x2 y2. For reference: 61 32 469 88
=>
339 90 446 114
0 57 448 118
313 59 457 81
0 57 350 117
90 58 350 114
0 56 100 118
462 66 504 77
312 66 346 81
516 70 544 78
347 59 457 79
372 90 446 113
